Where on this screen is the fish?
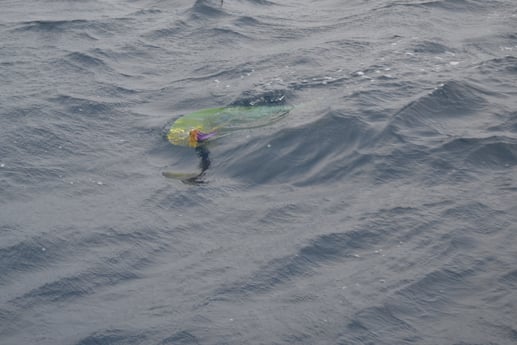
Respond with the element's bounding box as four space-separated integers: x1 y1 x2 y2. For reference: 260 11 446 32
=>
166 105 292 147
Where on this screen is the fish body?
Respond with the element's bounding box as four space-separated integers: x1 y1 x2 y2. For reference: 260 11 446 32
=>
167 105 292 146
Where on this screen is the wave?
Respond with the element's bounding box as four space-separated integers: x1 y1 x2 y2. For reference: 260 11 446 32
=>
55 51 116 76
187 0 227 19
396 0 487 12
66 51 107 68
13 18 123 39
242 0 279 5
488 111 517 134
477 55 517 75
3 225 167 312
15 19 90 32
212 77 516 186
411 40 453 54
434 136 517 170
500 269 517 286
143 20 190 40
221 110 374 185
340 250 511 344
0 235 62 285
204 26 253 42
392 80 488 122
159 331 200 345
75 328 201 345
75 329 148 345
212 230 379 297
49 94 115 115
230 89 291 106
374 80 492 150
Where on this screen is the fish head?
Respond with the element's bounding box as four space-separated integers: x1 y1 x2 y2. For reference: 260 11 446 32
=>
188 128 217 147
167 127 189 146
189 128 201 147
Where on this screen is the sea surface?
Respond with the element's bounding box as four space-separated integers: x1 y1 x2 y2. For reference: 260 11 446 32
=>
1 0 517 344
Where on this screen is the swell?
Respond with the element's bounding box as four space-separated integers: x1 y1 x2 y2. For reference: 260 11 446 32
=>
15 19 90 32
75 328 202 345
0 92 121 189
389 0 488 12
74 329 149 345
0 234 66 286
218 79 513 186
222 110 375 185
1 226 169 311
207 200 447 302
12 18 127 38
211 230 380 298
477 55 517 75
188 0 279 19
186 0 227 20
364 80 514 182
386 80 490 130
54 50 115 76
475 56 517 91
432 136 517 170
339 228 515 344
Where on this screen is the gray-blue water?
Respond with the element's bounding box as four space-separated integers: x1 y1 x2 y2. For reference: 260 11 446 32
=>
1 0 517 344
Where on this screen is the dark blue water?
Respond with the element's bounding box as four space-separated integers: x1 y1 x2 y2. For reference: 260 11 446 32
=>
1 0 517 344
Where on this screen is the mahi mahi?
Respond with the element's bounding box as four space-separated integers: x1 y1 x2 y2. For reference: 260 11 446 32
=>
167 105 292 147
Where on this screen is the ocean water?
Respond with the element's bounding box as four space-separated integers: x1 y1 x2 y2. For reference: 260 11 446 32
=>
1 0 517 344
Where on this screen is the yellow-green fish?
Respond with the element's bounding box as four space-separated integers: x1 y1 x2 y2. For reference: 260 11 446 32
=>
167 105 292 147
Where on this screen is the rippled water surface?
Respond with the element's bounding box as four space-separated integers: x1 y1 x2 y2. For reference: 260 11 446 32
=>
1 0 517 344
